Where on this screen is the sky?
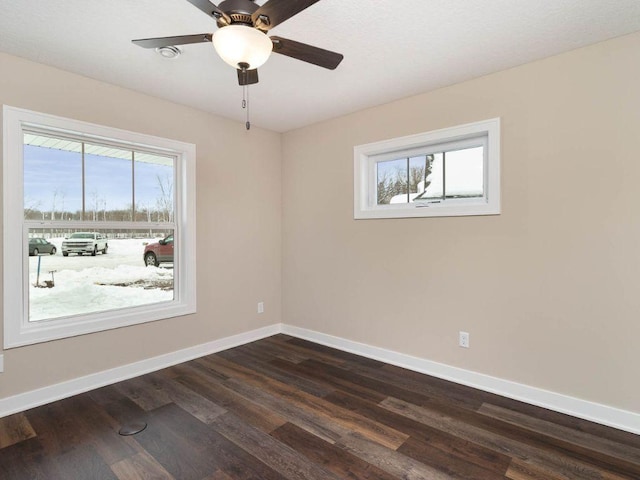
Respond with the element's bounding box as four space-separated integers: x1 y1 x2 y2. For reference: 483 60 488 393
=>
24 145 174 214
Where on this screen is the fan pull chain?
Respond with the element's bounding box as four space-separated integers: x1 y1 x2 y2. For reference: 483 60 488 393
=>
242 84 250 130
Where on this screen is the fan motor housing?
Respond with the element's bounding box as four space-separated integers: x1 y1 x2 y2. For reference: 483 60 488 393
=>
217 0 260 27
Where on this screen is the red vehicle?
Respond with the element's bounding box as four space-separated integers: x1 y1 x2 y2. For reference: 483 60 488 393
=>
143 234 173 266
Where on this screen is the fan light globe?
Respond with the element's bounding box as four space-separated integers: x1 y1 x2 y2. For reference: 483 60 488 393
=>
212 25 273 69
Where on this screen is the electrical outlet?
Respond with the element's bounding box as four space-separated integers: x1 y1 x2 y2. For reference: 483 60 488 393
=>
459 331 470 348
257 302 264 314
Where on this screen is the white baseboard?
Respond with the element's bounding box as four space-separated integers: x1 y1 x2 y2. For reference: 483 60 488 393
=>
281 324 640 435
0 324 281 419
2 322 639 436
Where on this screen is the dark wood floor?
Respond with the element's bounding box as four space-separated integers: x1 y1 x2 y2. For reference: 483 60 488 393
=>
1 335 639 479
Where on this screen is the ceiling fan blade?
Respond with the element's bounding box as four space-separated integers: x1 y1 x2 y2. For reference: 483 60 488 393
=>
252 0 321 30
132 33 213 49
237 68 259 86
185 0 230 24
270 36 343 70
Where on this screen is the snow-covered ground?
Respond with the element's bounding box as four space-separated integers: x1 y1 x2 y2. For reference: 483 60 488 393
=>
28 238 173 321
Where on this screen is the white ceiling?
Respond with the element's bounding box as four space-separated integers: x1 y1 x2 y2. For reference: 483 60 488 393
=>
1 0 640 132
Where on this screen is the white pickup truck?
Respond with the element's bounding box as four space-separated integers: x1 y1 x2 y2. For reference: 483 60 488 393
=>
62 232 109 256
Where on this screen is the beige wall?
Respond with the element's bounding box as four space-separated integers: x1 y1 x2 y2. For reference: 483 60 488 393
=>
282 32 640 413
2 30 640 416
0 52 282 398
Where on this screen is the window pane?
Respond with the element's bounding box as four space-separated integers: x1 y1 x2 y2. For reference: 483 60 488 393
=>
408 156 426 196
23 134 83 220
85 144 133 221
444 146 484 198
417 153 444 200
134 152 175 222
377 158 408 204
28 228 174 322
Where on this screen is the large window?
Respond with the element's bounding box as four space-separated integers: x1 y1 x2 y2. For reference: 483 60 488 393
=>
354 118 500 219
3 106 196 348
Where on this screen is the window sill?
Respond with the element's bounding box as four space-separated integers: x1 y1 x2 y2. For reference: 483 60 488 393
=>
355 200 500 219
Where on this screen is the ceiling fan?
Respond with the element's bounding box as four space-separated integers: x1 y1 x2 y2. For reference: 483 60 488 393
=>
132 0 344 86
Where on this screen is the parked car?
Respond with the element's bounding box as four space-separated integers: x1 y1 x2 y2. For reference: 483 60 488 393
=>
143 234 173 266
62 232 108 256
29 238 57 256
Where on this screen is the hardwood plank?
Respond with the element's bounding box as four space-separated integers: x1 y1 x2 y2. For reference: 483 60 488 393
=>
204 471 235 480
222 375 346 444
90 383 142 408
475 393 640 450
285 337 386 368
88 384 151 430
300 358 468 409
0 437 52 480
336 431 457 480
129 405 218 480
479 403 640 465
398 436 507 479
424 398 640 477
201 354 409 449
110 450 175 480
272 333 294 341
113 375 173 411
325 389 512 476
241 338 311 364
26 394 138 465
222 376 456 479
211 412 343 480
269 357 389 404
25 402 86 457
52 443 119 480
381 396 634 480
168 359 230 383
264 335 348 366
434 405 640 478
346 361 485 410
505 458 567 480
66 393 141 465
217 347 334 398
135 403 286 480
0 441 117 480
379 363 509 409
371 383 640 479
144 371 228 424
171 362 288 434
270 421 400 480
0 412 36 448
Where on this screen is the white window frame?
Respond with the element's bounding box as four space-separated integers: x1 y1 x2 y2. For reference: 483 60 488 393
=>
3 105 197 348
354 118 501 219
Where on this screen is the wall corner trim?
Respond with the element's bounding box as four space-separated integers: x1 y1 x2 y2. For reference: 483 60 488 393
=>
0 354 4 373
281 324 640 435
0 324 281 419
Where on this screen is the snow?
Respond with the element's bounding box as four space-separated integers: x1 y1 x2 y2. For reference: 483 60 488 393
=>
28 238 173 321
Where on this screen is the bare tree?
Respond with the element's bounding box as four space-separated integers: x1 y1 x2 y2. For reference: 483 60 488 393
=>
24 197 42 220
377 171 392 205
50 189 59 221
89 190 103 221
155 174 174 223
102 198 108 221
58 190 68 220
376 155 433 204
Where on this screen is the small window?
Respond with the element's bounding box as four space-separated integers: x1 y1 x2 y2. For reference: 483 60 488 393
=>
3 106 196 348
354 118 500 219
